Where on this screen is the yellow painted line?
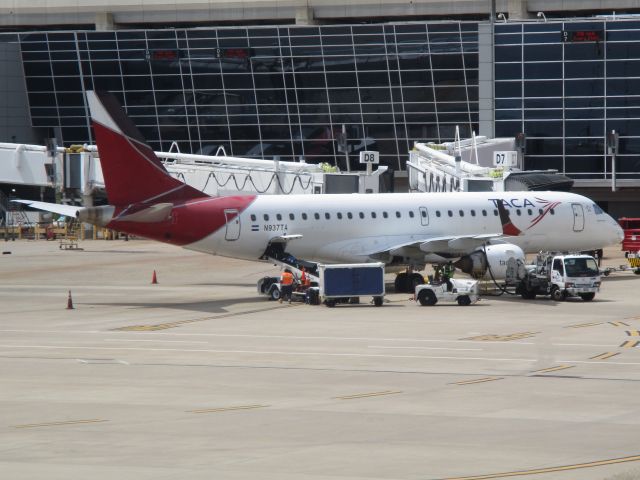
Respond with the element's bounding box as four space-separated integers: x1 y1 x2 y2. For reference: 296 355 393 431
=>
187 404 269 414
114 306 286 332
564 322 603 329
13 419 107 429
462 332 539 342
434 454 640 480
531 365 575 374
334 390 402 400
626 330 640 336
452 377 503 386
620 340 640 348
625 315 640 321
609 321 629 327
589 352 620 360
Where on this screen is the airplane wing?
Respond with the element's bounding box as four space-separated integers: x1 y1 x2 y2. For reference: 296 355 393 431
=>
362 232 504 257
12 199 82 217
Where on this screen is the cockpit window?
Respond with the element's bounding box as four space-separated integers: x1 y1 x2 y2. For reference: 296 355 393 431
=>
593 203 605 215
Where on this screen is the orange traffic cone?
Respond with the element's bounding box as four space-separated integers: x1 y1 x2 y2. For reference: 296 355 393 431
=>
151 270 158 284
66 290 74 310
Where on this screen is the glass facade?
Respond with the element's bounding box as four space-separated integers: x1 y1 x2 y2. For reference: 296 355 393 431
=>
18 23 479 170
495 19 640 180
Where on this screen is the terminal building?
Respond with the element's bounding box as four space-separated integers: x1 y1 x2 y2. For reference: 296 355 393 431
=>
1 0 640 215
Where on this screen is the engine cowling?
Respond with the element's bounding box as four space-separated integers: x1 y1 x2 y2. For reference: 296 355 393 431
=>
453 244 525 280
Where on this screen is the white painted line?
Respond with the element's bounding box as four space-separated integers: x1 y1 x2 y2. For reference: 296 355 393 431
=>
103 339 208 344
368 345 483 351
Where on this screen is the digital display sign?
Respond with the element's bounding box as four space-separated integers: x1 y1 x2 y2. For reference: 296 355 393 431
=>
561 30 603 43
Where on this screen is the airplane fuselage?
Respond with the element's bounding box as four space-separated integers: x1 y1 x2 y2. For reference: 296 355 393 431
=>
171 191 622 265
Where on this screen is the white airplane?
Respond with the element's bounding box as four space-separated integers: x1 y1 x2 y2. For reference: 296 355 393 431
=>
17 91 624 291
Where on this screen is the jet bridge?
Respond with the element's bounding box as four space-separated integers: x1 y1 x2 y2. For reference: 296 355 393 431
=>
407 136 573 193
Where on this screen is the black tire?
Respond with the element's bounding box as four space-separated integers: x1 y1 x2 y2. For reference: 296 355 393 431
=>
635 268 640 275
307 289 320 305
410 273 425 290
373 296 383 307
325 299 336 308
579 292 595 301
394 273 408 293
457 295 471 306
269 287 281 301
418 289 437 306
520 288 537 300
550 286 566 301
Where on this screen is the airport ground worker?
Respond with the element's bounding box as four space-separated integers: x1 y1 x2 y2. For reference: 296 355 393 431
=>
280 268 295 303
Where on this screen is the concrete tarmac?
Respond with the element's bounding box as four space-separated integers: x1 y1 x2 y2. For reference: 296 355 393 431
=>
1 239 640 480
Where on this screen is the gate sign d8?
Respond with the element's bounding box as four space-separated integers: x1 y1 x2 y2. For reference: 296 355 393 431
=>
359 151 380 164
493 151 518 167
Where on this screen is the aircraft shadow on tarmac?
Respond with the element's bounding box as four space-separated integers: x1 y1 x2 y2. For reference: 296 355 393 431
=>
89 296 256 314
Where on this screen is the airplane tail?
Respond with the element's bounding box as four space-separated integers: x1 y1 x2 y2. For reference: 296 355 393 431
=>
86 91 206 206
497 199 522 236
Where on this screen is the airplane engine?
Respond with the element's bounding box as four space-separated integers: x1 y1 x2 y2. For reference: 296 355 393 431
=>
454 244 525 280
76 205 115 226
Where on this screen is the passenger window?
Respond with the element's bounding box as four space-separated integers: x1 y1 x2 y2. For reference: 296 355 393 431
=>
493 209 498 216
276 213 282 221
482 210 487 216
359 212 365 219
409 211 415 218
250 214 256 221
550 208 555 215
302 213 308 220
314 213 320 220
347 212 353 219
289 213 295 220
471 210 476 216
263 214 269 221
436 211 441 217
337 212 343 219
459 210 464 217
448 210 453 217
516 209 521 216
539 208 544 215
396 211 401 218
371 212 377 219
383 211 388 218
325 212 330 220
527 209 533 215
421 210 427 217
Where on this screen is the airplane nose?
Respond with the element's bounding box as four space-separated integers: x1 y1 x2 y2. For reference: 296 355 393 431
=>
616 223 625 243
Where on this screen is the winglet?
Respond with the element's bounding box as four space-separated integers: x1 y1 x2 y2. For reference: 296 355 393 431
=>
497 199 522 236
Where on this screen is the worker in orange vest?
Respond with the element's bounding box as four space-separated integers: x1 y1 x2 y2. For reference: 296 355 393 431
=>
279 268 295 303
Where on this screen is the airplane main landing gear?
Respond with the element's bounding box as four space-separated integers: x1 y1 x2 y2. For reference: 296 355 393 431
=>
394 272 425 293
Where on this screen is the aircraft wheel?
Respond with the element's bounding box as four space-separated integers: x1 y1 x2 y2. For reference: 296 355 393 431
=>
394 273 408 292
457 295 471 306
579 292 595 301
418 290 437 306
270 287 281 301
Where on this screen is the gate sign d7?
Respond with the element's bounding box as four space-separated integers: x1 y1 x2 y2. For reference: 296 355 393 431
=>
493 150 518 168
359 151 380 164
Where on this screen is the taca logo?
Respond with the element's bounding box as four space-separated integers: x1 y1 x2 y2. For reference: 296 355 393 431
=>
488 197 561 229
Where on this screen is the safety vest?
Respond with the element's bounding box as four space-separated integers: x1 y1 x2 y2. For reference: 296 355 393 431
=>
281 271 294 286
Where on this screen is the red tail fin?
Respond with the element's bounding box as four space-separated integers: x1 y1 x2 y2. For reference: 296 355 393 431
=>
87 91 206 206
497 199 522 236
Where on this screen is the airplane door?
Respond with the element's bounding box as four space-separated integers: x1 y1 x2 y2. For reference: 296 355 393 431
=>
419 206 429 226
572 203 584 232
224 209 241 241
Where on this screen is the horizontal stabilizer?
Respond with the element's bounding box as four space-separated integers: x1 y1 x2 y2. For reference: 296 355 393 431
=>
12 199 81 218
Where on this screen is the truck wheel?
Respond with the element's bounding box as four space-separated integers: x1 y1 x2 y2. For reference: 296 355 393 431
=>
373 296 383 307
270 287 281 301
457 295 471 306
579 292 595 301
550 286 566 301
521 289 537 300
418 290 437 306
325 299 336 308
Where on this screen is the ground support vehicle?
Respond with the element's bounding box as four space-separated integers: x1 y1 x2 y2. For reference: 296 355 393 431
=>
414 278 480 306
513 252 601 301
618 218 640 275
319 263 385 307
